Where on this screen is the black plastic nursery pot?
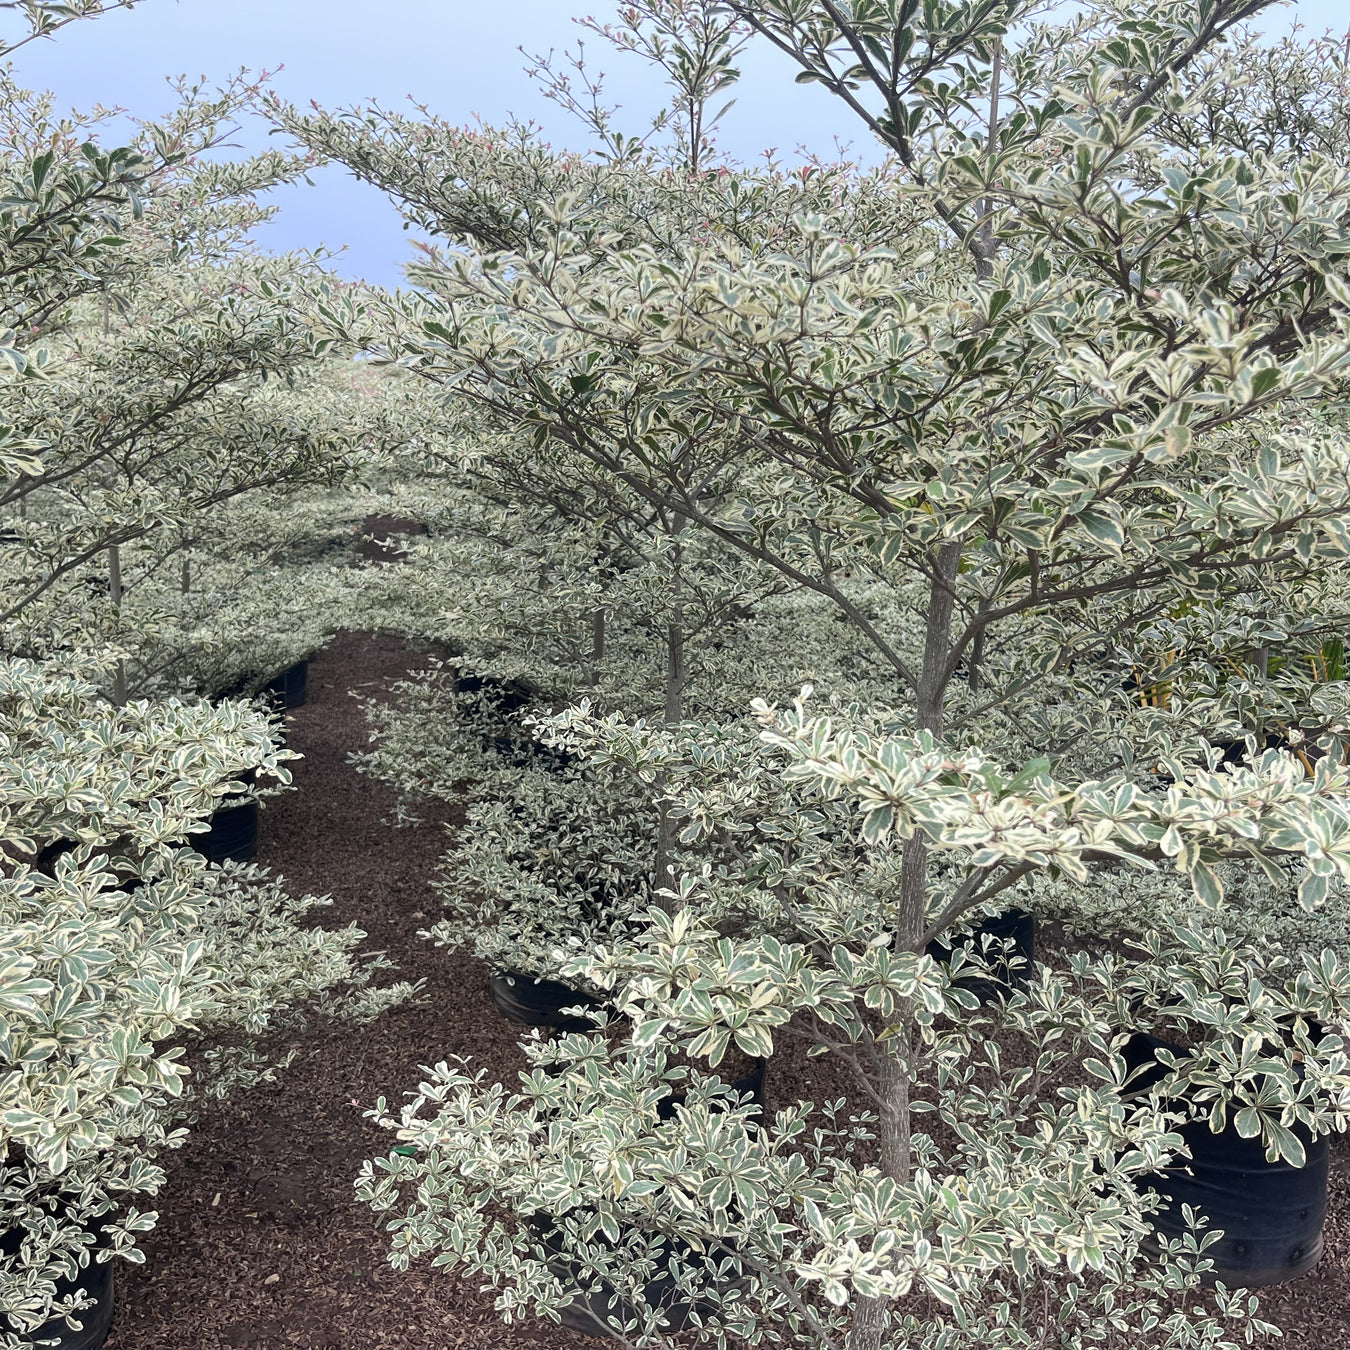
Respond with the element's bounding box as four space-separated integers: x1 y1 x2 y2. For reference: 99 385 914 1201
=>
36 842 141 894
487 732 578 773
656 1061 768 1125
528 1216 729 1340
926 908 1035 1003
34 838 78 876
1123 1033 1329 1287
0 1227 115 1350
1212 732 1280 765
189 796 258 865
1209 729 1308 767
454 671 535 715
488 973 602 1032
211 673 250 703
262 659 309 711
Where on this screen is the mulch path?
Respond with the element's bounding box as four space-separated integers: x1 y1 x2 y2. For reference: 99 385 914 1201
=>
104 630 593 1350
352 515 429 565
99 627 1350 1349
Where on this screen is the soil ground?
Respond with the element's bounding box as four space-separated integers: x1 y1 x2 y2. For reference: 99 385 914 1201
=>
104 631 594 1350
102 630 1350 1349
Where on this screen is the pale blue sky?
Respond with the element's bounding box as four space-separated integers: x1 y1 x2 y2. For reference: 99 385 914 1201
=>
5 0 1347 288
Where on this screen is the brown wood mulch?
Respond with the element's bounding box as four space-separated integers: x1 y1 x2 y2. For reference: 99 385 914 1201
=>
100 629 1350 1349
104 631 593 1350
352 515 429 565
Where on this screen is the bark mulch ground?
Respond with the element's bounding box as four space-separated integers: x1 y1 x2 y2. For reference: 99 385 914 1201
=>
1254 1144 1350 1347
353 515 429 565
100 628 1350 1348
104 630 592 1350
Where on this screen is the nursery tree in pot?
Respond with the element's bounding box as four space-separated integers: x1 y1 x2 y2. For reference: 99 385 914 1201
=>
340 415 897 1015
356 683 1350 1348
335 393 851 1005
0 656 409 1343
108 480 382 703
288 2 1350 1345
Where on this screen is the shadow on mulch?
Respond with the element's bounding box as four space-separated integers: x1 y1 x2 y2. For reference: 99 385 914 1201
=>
104 631 593 1350
101 629 1350 1349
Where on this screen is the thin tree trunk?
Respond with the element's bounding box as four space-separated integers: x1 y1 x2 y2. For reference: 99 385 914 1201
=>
898 834 930 949
103 285 129 706
664 618 685 724
875 1035 913 1181
967 598 989 693
654 617 686 910
108 543 127 706
848 1293 890 1350
976 41 1003 282
851 546 964 1350
917 543 962 736
587 606 605 685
